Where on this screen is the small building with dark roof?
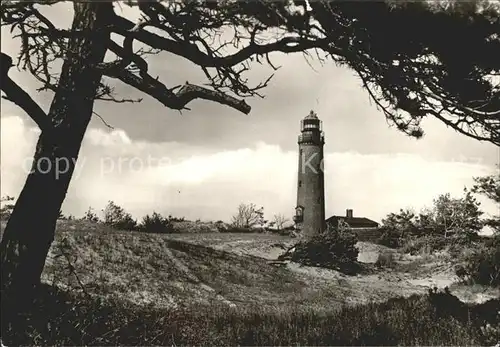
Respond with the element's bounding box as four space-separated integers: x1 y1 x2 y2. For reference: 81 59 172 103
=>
326 209 379 229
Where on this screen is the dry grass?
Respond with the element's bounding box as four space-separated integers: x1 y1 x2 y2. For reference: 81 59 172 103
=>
42 226 357 310
2 219 500 345
38 221 499 309
2 283 499 346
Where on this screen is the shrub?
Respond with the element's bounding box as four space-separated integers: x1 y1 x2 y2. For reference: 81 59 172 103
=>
281 225 299 237
102 201 137 230
288 227 359 273
169 215 185 222
81 206 100 223
214 220 228 232
381 208 418 238
57 209 65 220
401 235 449 255
0 195 15 221
0 203 14 221
380 189 484 244
457 235 500 287
376 226 403 248
472 171 500 234
138 212 173 233
375 251 396 268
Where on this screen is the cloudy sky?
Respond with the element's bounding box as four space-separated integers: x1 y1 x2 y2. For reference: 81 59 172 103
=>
1 2 498 225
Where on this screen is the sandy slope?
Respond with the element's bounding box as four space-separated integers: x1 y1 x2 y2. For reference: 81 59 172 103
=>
1 220 498 308
161 232 500 305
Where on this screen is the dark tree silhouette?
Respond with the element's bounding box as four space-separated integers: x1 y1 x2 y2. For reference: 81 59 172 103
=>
0 0 499 308
472 167 500 233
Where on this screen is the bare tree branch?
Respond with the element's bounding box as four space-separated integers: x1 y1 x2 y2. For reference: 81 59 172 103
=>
97 96 143 103
101 62 251 114
92 111 114 129
0 52 52 132
111 15 339 68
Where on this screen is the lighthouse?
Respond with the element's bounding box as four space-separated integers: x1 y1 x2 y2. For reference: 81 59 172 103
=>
293 110 326 238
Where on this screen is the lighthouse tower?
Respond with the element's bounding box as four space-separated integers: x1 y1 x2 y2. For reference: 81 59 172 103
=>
293 110 326 238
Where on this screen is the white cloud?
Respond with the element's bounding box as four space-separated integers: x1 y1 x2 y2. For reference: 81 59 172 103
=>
1 116 497 225
0 116 40 196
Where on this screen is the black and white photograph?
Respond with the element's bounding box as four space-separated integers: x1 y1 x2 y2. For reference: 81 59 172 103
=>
0 0 499 345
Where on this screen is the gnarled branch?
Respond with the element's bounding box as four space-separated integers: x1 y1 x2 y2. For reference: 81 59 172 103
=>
111 15 339 69
101 62 250 114
0 52 52 132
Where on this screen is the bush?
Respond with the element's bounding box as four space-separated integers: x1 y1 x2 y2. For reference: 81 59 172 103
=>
380 189 484 244
0 196 15 221
168 215 185 222
376 226 403 248
375 251 396 268
81 206 100 223
0 203 14 221
288 228 359 273
457 235 500 287
214 220 229 232
401 235 450 255
102 201 137 230
401 234 481 256
138 212 173 233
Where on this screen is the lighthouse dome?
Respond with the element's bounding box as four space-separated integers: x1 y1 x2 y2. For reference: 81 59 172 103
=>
304 110 318 120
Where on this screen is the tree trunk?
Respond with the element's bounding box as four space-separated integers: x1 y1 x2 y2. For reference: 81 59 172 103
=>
0 2 112 309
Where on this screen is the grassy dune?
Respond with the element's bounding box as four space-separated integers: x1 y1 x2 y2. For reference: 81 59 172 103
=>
1 219 500 345
41 222 353 310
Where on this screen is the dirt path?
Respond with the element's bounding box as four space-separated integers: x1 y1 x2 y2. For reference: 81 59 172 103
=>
186 236 500 305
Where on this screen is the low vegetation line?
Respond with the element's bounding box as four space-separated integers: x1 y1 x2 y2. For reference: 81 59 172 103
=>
2 284 499 346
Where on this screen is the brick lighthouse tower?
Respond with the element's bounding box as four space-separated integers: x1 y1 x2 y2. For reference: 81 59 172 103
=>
293 110 326 238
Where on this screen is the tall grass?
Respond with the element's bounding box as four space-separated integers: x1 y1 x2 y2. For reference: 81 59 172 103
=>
2 284 498 346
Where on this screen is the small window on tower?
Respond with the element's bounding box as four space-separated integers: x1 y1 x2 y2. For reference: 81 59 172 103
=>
299 181 302 187
296 206 303 216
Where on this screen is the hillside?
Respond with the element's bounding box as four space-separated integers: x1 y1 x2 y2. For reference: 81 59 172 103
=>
10 219 492 311
2 219 500 346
